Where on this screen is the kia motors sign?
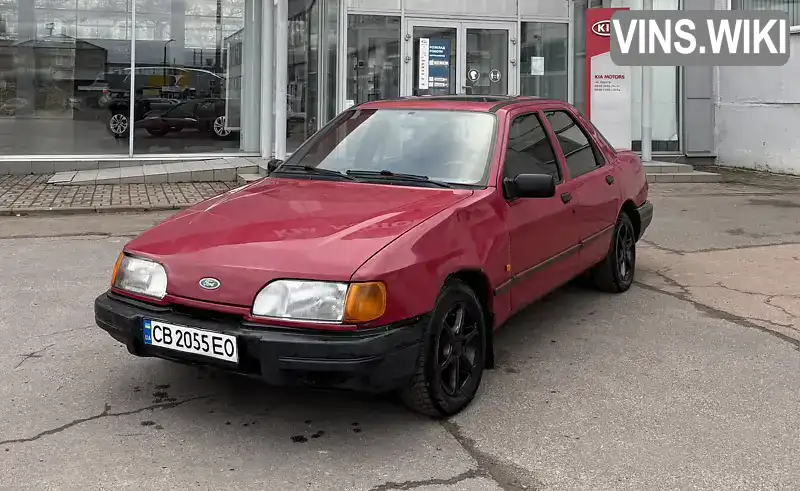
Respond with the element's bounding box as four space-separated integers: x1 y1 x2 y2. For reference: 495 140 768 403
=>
591 20 611 37
586 8 632 150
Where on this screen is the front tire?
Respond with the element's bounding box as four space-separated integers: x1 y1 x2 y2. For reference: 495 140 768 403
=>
591 211 636 293
400 279 486 418
108 112 129 138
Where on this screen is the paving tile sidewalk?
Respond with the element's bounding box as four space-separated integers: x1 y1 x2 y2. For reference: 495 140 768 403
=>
0 175 238 214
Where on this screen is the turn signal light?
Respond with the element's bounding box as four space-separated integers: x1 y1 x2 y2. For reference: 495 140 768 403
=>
110 252 124 287
343 282 387 324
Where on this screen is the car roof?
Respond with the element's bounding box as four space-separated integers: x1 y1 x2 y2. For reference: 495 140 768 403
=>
355 95 566 113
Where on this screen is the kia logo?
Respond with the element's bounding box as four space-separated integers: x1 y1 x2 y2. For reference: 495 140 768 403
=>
591 20 611 37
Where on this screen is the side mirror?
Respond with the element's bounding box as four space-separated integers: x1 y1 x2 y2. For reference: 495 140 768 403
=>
266 158 283 174
503 173 556 199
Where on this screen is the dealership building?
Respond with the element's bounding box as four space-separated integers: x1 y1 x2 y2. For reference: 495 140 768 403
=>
0 0 795 183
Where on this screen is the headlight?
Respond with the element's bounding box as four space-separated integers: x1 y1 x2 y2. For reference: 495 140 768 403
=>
111 253 168 299
252 280 386 324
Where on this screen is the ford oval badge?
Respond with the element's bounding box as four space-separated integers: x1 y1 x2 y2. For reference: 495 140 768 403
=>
591 20 611 37
199 277 221 290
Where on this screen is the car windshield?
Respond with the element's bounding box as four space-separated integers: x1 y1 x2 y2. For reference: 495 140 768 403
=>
284 108 496 186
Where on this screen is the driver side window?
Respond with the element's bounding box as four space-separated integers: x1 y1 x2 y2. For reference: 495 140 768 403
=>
503 112 561 182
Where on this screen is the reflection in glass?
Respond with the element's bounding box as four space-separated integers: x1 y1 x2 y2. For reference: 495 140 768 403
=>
520 23 568 101
287 109 497 186
346 15 400 107
0 0 133 155
412 26 456 96
286 0 319 154
616 0 680 151
575 0 680 151
132 0 255 155
465 28 508 96
322 0 338 123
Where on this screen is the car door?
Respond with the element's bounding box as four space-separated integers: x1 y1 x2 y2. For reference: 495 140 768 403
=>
502 109 583 312
541 107 621 268
162 101 199 130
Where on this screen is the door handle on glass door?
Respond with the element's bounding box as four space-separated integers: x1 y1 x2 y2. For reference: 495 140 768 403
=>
606 175 614 185
561 192 572 204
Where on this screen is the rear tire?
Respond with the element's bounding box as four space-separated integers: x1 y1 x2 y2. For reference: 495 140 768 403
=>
400 279 486 418
591 211 636 293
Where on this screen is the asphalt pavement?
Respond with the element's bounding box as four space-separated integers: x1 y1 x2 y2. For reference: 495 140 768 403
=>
1 170 800 491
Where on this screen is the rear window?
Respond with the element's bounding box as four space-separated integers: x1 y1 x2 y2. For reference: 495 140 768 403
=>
287 108 497 186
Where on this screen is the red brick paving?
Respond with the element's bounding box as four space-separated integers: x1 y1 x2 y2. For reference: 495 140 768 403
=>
0 175 237 213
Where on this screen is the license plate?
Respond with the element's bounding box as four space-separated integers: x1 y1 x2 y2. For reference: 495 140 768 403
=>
142 319 238 363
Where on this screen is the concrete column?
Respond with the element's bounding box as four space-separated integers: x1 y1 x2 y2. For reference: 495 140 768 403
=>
261 0 275 158
274 0 288 159
640 0 653 161
240 0 261 152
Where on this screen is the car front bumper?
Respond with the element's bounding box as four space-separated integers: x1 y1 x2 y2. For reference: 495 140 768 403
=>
635 200 654 240
94 292 426 392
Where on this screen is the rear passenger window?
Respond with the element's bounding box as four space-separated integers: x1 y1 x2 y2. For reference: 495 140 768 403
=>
543 110 604 179
503 113 561 182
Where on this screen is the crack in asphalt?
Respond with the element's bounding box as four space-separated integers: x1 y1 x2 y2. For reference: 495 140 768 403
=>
642 240 800 255
13 344 55 370
765 296 799 321
635 280 800 350
645 272 798 330
647 274 799 327
640 241 685 256
27 325 93 340
368 469 482 491
439 420 540 491
0 396 210 446
367 420 541 491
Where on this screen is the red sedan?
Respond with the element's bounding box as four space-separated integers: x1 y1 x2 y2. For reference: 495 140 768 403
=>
95 96 653 418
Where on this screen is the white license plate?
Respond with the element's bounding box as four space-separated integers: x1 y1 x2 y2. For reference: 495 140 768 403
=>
142 319 238 363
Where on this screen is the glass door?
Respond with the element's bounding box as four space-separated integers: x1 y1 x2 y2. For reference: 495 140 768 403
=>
403 20 516 97
462 23 516 96
406 20 459 97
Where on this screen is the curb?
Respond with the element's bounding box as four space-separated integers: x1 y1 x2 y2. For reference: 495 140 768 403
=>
0 204 191 217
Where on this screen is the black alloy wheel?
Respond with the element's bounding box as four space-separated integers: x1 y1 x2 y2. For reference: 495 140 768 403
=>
401 279 486 418
616 215 635 284
591 211 636 293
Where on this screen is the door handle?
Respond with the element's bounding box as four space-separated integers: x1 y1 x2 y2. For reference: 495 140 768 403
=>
606 175 614 185
561 192 572 204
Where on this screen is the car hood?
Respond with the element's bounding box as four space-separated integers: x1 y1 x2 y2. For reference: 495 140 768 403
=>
125 177 473 307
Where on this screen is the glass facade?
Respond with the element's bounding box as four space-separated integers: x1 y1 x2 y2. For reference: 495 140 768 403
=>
0 0 260 157
285 0 339 153
574 0 681 152
346 15 401 106
0 0 687 164
519 22 569 101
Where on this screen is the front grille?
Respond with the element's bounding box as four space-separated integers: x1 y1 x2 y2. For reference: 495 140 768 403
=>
169 303 244 324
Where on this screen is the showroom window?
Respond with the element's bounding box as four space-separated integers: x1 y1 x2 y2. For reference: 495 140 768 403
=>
283 0 340 154
573 0 681 153
345 15 401 107
732 0 800 26
0 0 261 158
519 22 569 101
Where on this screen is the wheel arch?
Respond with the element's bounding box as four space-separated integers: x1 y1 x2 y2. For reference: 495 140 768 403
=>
446 268 495 369
620 200 641 240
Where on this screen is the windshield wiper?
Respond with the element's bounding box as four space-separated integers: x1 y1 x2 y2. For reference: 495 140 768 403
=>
273 164 354 180
345 169 452 188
